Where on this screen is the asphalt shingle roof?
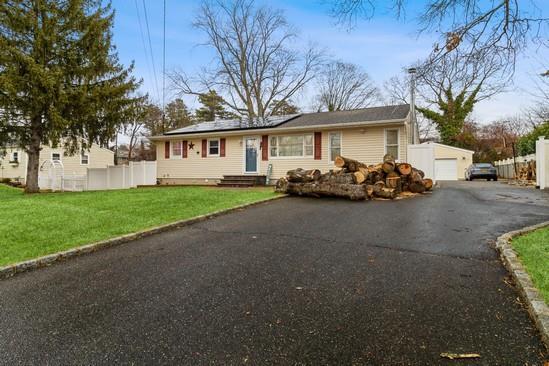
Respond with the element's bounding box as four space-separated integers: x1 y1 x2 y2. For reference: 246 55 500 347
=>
162 104 409 136
280 104 410 128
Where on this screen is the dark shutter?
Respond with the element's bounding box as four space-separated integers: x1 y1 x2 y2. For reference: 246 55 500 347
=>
202 139 207 158
261 135 269 161
314 132 321 160
164 141 170 159
220 138 226 157
182 140 188 158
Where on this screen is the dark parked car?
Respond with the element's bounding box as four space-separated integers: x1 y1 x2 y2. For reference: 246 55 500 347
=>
465 163 498 181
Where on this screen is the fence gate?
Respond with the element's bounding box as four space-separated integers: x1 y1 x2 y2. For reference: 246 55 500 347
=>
38 159 64 191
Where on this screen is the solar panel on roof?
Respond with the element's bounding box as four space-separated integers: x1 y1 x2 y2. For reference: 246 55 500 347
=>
164 114 300 135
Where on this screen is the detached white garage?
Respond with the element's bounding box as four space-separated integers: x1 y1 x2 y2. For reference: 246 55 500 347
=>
407 142 474 181
434 159 458 180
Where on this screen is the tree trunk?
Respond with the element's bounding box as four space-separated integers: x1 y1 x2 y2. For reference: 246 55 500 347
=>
334 156 368 172
287 168 321 182
276 178 367 200
24 120 42 193
318 171 357 184
423 178 433 191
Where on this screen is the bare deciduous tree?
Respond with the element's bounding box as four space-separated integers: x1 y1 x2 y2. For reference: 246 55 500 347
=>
328 0 548 69
170 0 324 122
314 61 381 112
383 74 436 142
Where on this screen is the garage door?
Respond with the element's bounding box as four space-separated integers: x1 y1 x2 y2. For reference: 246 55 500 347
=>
435 159 457 180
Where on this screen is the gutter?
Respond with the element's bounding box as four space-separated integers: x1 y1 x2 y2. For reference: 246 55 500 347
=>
149 119 407 141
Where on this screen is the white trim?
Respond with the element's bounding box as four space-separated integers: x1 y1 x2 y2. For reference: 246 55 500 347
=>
170 140 183 159
150 119 407 141
384 128 400 160
51 152 62 161
80 151 90 166
421 142 474 154
243 136 260 174
328 131 342 163
268 133 314 159
207 138 220 157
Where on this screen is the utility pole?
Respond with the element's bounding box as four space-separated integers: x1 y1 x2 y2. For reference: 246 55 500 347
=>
408 67 417 144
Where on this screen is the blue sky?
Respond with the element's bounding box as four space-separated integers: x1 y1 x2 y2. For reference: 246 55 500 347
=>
110 0 548 124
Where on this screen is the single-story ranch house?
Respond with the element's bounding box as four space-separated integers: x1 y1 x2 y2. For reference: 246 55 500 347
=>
0 143 114 184
151 104 423 185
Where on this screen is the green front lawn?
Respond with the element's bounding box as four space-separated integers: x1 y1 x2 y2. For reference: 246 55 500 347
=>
512 227 549 303
0 184 277 267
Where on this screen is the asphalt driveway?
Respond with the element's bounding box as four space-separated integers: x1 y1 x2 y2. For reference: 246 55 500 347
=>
1 181 548 365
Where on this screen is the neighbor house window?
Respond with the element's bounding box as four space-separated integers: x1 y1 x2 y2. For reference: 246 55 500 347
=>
81 152 89 165
329 132 341 162
52 152 61 161
172 141 182 158
11 152 18 163
270 134 314 158
385 129 399 159
208 139 220 156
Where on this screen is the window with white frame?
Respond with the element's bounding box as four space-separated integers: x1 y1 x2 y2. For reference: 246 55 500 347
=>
385 129 399 159
270 134 314 158
329 132 341 161
11 152 18 163
52 152 61 161
208 139 219 156
171 141 182 158
81 151 89 165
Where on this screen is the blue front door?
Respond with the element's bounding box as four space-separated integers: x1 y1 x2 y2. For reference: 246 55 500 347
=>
245 137 258 173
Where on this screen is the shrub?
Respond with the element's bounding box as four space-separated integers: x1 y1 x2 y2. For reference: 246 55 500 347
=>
517 121 549 155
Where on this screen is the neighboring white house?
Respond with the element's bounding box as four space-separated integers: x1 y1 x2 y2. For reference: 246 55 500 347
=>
0 143 114 184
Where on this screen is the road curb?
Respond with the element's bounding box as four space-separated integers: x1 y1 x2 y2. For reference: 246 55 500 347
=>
0 194 287 281
495 221 549 350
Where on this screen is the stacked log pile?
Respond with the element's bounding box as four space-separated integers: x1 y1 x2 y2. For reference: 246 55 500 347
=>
275 154 433 201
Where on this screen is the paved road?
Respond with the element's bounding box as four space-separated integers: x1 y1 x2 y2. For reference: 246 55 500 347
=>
1 182 548 365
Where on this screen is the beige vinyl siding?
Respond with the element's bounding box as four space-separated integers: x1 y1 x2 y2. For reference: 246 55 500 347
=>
157 136 245 182
432 144 472 180
0 143 114 183
156 124 408 183
0 148 27 181
40 144 114 176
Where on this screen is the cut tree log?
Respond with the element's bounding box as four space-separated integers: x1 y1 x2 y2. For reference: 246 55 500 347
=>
423 178 433 191
275 178 367 200
386 176 402 193
396 163 412 176
412 168 425 178
373 181 397 199
365 185 375 199
409 170 426 193
287 168 321 182
318 171 357 184
382 154 396 174
353 171 367 184
334 156 368 172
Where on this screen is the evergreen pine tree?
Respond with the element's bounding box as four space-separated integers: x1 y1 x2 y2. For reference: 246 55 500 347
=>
0 0 139 192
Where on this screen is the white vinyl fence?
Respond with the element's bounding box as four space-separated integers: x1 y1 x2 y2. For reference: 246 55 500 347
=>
40 161 157 191
407 144 436 181
493 154 536 179
536 137 549 189
493 136 549 189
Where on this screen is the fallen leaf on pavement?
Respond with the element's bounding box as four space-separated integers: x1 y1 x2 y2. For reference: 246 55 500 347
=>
440 353 480 360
